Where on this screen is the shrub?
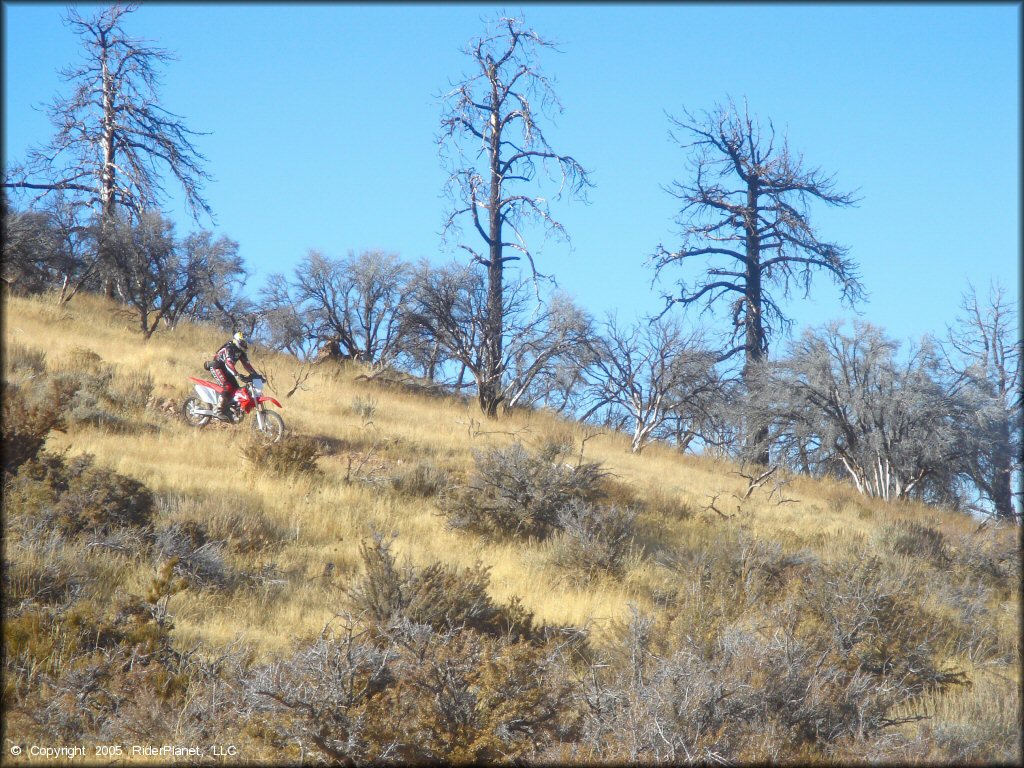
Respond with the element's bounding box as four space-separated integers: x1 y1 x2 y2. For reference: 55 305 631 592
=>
949 524 1021 590
883 519 949 565
926 668 1023 765
1 379 75 475
350 394 377 425
6 452 154 538
106 368 155 414
387 460 450 498
243 615 577 764
204 504 284 554
45 348 153 431
60 463 155 536
153 521 234 590
603 479 694 522
346 534 535 642
772 555 968 745
4 553 83 609
553 499 638 580
3 341 47 377
445 440 606 539
57 346 105 373
5 594 192 741
574 545 975 763
243 433 324 476
643 487 696 521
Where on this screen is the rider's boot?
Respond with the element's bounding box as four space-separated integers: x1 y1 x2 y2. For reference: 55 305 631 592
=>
217 391 233 421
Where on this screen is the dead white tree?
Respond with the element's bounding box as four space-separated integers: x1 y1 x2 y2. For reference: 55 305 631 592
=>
3 3 211 294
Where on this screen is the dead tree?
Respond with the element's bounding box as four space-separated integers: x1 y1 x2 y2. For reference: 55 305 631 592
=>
261 250 412 368
439 14 592 417
408 261 591 414
578 314 721 454
3 3 211 292
943 281 1022 520
652 98 864 463
756 321 964 503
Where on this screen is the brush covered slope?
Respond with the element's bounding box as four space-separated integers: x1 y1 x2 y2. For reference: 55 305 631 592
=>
3 292 1020 765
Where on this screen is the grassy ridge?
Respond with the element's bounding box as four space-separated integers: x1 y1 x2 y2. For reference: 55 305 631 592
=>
3 291 1020 763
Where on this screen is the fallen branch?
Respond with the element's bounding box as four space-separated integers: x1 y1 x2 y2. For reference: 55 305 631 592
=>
703 493 733 519
734 464 779 500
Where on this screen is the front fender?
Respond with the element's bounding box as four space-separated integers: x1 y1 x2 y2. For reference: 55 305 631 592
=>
258 396 283 408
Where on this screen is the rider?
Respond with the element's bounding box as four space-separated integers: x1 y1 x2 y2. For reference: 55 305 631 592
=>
210 332 259 421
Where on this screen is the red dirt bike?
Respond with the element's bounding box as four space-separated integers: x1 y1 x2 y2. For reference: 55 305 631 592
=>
181 374 285 443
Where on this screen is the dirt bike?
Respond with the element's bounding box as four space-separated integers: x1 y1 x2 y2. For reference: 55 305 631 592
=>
181 373 285 443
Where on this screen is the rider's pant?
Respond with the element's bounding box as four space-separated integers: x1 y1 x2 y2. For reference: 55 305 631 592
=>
211 365 239 415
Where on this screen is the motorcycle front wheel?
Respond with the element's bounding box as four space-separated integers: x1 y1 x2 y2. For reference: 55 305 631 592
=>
182 396 211 428
252 410 284 443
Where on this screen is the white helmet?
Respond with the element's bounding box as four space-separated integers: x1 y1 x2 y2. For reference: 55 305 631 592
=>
232 331 248 350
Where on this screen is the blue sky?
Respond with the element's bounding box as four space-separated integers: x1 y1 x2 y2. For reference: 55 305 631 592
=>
3 2 1020 351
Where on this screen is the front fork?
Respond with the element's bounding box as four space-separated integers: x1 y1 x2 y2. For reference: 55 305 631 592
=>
254 405 266 431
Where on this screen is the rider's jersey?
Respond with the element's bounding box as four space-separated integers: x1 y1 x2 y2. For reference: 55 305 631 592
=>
214 341 253 378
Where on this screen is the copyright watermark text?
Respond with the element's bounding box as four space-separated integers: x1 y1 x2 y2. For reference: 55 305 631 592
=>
7 743 238 760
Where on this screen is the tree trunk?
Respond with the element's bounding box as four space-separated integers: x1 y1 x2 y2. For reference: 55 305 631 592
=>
990 417 1016 520
480 92 505 419
743 181 770 465
99 38 118 300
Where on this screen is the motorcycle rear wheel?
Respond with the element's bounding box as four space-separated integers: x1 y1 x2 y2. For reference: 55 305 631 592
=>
252 410 284 443
182 396 211 428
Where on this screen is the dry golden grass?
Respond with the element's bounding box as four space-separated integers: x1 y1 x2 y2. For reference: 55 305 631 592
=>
4 291 1020 763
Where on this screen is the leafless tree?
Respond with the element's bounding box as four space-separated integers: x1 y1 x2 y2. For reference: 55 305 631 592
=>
501 290 594 412
753 321 964 502
439 14 592 417
578 314 722 454
652 98 864 463
408 261 592 414
2 196 65 294
103 211 176 337
257 276 321 360
102 211 243 339
260 249 412 366
3 3 211 288
2 191 112 304
161 230 246 330
943 281 1021 520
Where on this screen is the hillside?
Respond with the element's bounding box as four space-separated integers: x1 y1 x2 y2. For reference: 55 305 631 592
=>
3 291 1020 765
